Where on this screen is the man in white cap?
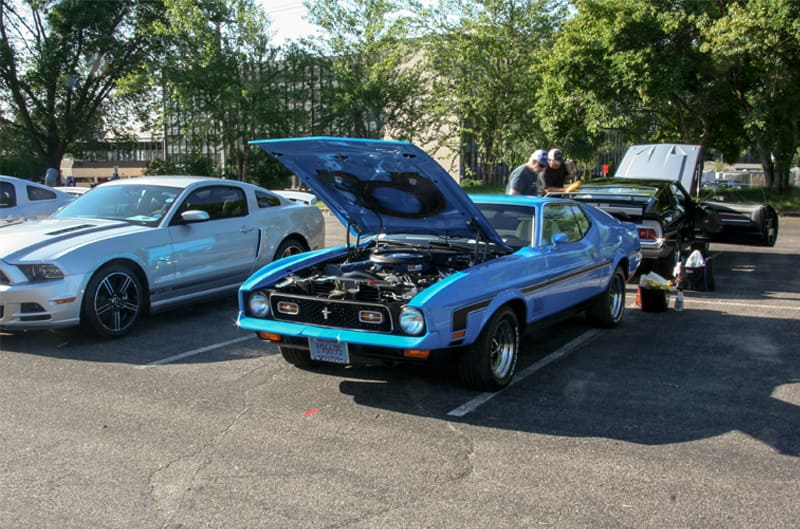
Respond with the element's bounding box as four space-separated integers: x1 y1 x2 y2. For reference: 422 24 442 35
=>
506 149 547 195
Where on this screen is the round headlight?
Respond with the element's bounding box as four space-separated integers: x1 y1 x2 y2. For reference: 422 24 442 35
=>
399 306 425 335
248 291 270 317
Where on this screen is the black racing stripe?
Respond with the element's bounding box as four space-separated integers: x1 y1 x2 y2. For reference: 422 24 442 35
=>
521 260 612 294
452 299 492 332
450 260 612 331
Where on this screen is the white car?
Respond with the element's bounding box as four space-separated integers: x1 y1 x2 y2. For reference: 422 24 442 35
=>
53 185 91 197
1 175 75 222
0 176 325 337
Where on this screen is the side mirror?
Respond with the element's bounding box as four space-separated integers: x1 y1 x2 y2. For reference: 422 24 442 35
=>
552 232 569 245
180 209 210 223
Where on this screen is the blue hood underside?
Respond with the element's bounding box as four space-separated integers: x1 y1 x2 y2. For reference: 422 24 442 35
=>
251 137 508 249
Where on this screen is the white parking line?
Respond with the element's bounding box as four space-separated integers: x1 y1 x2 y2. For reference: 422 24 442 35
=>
447 329 601 417
688 298 800 311
138 335 256 368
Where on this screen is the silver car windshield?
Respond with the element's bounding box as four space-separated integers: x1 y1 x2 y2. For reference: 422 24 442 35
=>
53 184 182 226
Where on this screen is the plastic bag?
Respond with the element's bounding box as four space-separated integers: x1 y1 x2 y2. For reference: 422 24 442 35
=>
685 249 705 268
638 272 672 290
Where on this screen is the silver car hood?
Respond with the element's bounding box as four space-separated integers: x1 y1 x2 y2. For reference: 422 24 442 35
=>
614 144 702 194
0 217 147 262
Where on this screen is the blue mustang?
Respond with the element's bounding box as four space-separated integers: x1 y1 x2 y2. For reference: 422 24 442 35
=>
238 137 641 391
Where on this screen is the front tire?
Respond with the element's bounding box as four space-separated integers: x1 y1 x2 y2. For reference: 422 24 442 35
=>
279 346 316 367
458 306 519 391
587 267 626 328
81 263 144 338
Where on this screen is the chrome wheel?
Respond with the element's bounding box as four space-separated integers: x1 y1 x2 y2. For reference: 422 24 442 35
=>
458 306 519 391
82 264 143 338
607 272 625 323
587 267 626 328
273 238 307 260
490 318 518 380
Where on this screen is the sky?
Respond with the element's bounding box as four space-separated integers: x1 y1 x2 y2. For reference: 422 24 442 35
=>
259 0 316 44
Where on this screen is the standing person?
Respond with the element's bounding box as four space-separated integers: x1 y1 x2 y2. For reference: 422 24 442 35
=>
44 167 61 187
540 148 576 194
506 149 547 196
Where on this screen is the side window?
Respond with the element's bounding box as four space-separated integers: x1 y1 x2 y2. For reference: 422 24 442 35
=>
27 185 57 201
177 185 247 220
541 204 583 244
0 181 17 208
568 205 591 240
256 190 281 208
219 187 247 218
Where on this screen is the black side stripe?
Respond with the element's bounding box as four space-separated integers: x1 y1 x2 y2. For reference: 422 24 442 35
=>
452 299 492 333
450 260 612 332
522 260 611 295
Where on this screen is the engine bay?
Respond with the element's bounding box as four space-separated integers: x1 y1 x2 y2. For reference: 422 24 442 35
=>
271 240 493 304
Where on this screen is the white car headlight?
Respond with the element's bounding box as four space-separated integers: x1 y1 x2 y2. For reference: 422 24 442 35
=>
399 306 425 335
248 291 271 317
19 264 64 281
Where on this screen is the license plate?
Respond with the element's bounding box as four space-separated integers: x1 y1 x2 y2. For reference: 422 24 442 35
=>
309 338 349 364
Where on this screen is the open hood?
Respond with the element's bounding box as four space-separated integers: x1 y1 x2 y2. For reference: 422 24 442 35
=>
614 144 703 195
252 137 509 249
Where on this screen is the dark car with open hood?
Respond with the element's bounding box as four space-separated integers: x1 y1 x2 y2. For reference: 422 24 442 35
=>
551 144 779 277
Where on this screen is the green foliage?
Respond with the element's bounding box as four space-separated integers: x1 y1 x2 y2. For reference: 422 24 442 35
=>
459 178 503 194
701 0 800 192
0 0 167 169
421 0 561 176
305 0 426 139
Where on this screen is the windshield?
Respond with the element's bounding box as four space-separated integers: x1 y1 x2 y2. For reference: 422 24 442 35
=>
476 203 536 248
53 184 182 226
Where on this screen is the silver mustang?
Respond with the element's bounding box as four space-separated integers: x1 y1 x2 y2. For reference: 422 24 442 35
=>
0 176 325 337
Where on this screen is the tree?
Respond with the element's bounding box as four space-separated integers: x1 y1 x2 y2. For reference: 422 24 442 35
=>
153 0 285 181
702 0 800 192
537 0 745 168
304 0 426 139
420 0 560 180
0 0 166 177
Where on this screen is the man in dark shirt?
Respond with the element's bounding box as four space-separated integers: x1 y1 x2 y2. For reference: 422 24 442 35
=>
506 149 547 195
539 148 570 195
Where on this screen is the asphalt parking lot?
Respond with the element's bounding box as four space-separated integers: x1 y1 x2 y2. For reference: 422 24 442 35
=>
1 213 798 529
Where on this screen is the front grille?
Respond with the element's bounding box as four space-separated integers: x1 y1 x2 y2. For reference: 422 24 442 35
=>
270 293 393 332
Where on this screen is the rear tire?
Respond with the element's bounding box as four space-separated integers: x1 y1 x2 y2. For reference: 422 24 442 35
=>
587 267 626 328
273 238 307 261
762 209 779 247
458 306 519 391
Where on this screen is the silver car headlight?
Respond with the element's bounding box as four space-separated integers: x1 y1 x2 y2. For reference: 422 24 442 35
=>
248 290 271 317
399 306 425 335
19 263 65 281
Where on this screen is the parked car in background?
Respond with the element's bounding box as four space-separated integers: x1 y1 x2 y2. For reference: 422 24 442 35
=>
53 186 91 197
551 144 778 277
237 137 640 391
0 176 325 337
1 175 75 223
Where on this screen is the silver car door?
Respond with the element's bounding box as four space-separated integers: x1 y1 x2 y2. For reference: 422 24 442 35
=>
167 185 259 296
